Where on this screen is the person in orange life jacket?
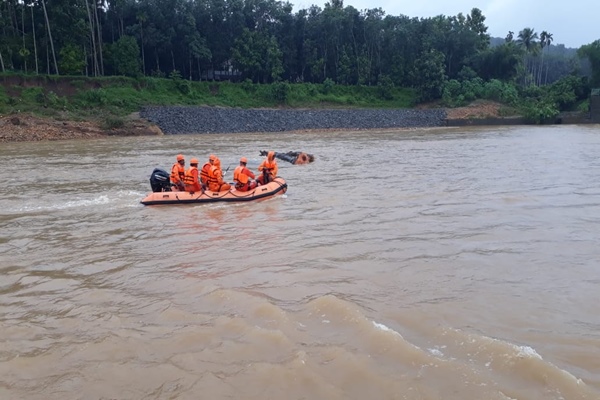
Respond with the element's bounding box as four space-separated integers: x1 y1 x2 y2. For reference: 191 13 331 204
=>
233 157 257 192
257 151 278 185
208 156 231 192
170 154 186 191
200 154 215 187
183 158 202 193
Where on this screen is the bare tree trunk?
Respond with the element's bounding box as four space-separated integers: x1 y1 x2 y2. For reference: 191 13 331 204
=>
46 39 50 74
140 22 145 75
21 4 27 72
8 0 18 35
171 49 175 72
197 57 201 81
41 0 59 74
93 0 103 75
352 29 360 83
84 44 88 76
0 50 5 72
538 52 544 86
31 5 38 74
323 47 327 79
84 0 98 76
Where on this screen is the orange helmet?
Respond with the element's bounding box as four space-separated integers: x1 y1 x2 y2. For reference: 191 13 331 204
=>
190 158 199 165
176 154 184 161
209 154 216 162
214 157 221 166
267 151 275 161
240 157 248 163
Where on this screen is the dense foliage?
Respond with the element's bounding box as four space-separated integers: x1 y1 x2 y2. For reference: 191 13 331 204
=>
0 0 598 121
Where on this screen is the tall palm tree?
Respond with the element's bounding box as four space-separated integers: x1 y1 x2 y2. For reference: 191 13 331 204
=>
137 12 147 76
41 0 59 74
29 1 38 74
544 32 553 84
505 31 514 43
84 0 99 76
517 28 539 85
538 31 549 85
93 0 104 75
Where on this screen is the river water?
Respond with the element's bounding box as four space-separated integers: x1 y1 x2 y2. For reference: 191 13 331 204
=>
1 125 599 399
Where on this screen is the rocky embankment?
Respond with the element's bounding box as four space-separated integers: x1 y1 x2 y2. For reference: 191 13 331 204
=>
3 102 512 142
140 106 448 134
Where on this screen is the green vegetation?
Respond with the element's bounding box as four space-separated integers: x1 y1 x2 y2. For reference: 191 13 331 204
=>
1 0 598 124
0 73 416 119
441 75 590 123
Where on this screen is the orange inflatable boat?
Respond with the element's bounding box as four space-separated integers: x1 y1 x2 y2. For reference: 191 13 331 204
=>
141 172 287 205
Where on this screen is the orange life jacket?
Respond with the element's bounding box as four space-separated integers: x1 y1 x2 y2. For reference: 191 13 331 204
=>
233 165 255 184
183 167 201 192
170 162 185 184
208 165 231 192
200 162 211 185
207 165 221 186
258 159 278 177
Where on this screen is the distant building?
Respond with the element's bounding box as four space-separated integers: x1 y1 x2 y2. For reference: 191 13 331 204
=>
592 89 600 122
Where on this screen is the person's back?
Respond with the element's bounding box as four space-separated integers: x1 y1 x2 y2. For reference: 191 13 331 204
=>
257 151 278 185
233 157 256 192
208 157 231 192
183 158 202 193
170 154 186 191
200 154 216 186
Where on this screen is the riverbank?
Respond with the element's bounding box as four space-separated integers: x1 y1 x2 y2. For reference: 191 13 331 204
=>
0 112 163 142
0 100 513 142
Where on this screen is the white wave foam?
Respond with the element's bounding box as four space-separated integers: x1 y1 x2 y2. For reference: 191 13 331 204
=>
515 345 543 360
372 321 403 338
13 191 145 213
428 347 444 357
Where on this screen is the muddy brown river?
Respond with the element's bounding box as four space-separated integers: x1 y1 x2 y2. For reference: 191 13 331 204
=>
1 125 599 399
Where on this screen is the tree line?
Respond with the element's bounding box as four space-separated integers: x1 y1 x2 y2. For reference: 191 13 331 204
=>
1 0 599 101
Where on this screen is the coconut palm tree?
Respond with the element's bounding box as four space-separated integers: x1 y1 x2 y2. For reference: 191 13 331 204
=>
538 31 549 85
517 28 539 85
84 0 99 76
544 32 553 84
505 31 514 43
41 0 59 74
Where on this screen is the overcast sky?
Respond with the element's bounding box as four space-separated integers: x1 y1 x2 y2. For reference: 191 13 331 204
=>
293 0 599 49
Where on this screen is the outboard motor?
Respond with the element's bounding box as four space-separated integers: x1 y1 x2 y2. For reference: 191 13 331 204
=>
150 168 172 192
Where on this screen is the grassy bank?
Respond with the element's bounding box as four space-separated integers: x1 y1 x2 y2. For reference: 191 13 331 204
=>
0 73 416 128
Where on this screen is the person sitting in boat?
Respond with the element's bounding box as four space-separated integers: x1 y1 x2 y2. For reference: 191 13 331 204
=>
170 154 186 191
257 151 278 185
183 158 202 193
259 150 315 165
208 156 231 192
200 154 215 187
233 157 257 192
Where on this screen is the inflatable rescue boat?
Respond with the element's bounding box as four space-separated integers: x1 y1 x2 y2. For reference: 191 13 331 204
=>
141 168 287 205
